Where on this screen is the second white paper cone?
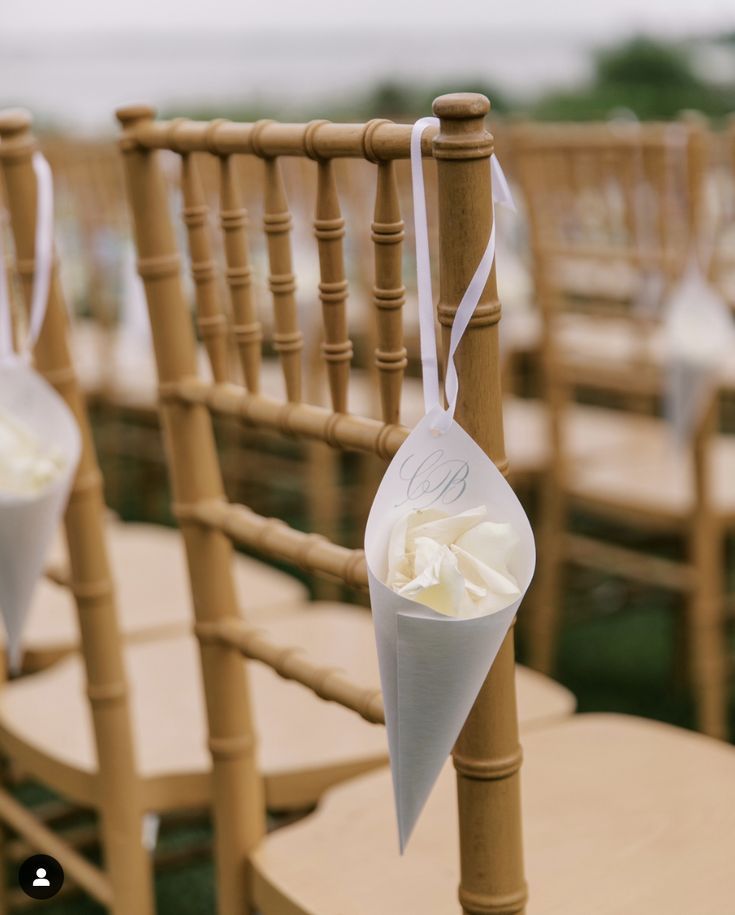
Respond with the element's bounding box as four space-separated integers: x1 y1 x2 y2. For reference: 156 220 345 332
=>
0 363 80 670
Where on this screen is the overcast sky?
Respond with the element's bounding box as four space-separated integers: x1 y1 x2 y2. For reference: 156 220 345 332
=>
4 0 735 38
4 0 734 129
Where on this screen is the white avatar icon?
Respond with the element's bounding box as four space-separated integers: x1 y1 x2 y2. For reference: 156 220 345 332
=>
32 868 50 887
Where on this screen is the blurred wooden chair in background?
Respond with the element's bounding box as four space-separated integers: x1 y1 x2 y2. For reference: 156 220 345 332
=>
122 93 735 915
515 119 734 738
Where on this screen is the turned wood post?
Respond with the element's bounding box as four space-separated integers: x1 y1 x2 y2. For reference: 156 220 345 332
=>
309 130 353 414
218 151 262 393
117 104 265 915
0 109 155 915
371 153 407 425
433 93 527 915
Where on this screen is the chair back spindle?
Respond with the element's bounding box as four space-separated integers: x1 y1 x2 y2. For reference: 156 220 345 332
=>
371 154 407 425
434 95 525 914
262 151 303 402
313 147 353 413
180 148 231 383
219 152 262 392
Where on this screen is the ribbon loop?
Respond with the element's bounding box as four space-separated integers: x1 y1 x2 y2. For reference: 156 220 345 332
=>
0 152 54 364
410 117 514 432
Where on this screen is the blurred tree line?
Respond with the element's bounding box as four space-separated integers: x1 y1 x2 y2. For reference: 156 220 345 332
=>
165 35 735 125
534 36 735 120
359 37 735 122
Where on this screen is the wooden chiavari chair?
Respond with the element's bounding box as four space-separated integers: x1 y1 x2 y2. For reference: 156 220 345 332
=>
515 119 735 738
121 92 735 915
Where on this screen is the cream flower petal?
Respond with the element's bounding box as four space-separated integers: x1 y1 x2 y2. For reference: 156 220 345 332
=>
451 544 520 615
454 521 519 579
397 539 471 617
0 410 64 495
387 506 521 619
408 505 487 550
386 511 411 586
387 508 447 586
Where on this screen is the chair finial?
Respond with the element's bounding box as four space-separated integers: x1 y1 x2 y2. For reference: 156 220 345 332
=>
432 93 490 120
115 104 157 127
0 108 32 140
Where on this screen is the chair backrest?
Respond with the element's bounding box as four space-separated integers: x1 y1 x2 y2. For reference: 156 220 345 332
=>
43 137 129 328
0 111 153 910
514 118 717 401
514 116 720 512
118 93 527 914
513 120 696 318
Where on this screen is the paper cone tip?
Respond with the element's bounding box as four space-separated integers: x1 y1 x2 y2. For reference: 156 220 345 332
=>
398 820 413 855
7 643 23 677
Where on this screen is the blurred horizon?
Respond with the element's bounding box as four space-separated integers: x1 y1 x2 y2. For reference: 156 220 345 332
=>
4 0 735 130
3 26 735 132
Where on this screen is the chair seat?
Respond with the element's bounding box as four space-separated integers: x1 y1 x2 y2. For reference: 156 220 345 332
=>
501 307 541 356
505 397 650 480
15 519 308 669
251 713 735 915
0 605 573 812
557 313 735 393
565 411 735 523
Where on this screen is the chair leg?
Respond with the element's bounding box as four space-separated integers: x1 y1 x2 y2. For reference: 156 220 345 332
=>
99 809 156 915
687 522 729 740
525 476 565 675
0 827 9 915
0 761 12 915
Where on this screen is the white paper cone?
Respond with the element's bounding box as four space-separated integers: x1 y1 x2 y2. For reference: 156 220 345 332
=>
661 260 735 443
0 363 80 671
664 358 712 445
365 409 535 850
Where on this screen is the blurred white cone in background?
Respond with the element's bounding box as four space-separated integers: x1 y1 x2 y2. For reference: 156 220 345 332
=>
662 260 735 443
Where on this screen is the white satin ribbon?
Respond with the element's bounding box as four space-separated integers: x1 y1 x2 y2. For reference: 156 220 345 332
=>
410 116 514 434
0 152 54 364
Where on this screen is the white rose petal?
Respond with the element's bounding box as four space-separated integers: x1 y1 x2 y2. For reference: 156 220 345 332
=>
0 409 65 496
451 544 520 614
454 521 519 579
387 507 445 585
386 505 521 619
397 538 472 617
408 505 487 549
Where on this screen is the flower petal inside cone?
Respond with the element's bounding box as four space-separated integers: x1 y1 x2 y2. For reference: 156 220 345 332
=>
386 506 520 618
0 409 65 496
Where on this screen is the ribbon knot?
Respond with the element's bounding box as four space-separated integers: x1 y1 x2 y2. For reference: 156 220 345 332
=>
0 152 54 365
410 116 515 433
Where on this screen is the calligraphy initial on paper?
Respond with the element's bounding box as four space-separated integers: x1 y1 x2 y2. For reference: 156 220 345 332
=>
395 450 469 509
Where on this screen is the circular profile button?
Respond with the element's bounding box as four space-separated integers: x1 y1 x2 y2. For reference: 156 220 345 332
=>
18 854 64 900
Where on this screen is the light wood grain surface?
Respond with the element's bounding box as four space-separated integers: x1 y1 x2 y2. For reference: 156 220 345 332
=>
252 713 735 915
0 606 573 811
9 520 308 668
